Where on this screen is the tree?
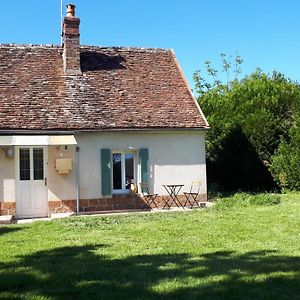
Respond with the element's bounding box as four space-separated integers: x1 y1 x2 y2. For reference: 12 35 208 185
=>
271 96 300 189
194 54 300 191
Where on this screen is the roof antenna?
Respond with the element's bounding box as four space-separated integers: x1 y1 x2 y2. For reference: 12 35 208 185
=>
60 0 63 45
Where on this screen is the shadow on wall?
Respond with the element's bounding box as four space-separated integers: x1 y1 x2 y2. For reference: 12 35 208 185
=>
0 244 299 299
80 51 126 72
208 126 278 192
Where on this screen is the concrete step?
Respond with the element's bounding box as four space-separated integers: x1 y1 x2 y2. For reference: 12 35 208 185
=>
0 215 13 224
50 212 74 219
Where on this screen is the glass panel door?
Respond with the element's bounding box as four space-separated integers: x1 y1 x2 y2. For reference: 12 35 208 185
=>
125 153 134 189
112 151 135 193
113 153 122 190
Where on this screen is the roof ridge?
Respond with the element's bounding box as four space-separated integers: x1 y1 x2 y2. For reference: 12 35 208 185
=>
0 43 60 49
80 45 172 52
0 43 172 53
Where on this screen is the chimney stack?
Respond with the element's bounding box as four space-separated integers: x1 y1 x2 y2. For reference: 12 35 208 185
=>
62 4 81 75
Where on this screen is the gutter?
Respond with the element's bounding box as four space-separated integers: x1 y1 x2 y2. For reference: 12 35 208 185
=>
0 130 76 135
72 127 211 133
0 128 210 134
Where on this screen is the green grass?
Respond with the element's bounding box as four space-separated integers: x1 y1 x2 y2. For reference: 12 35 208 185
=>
0 192 299 299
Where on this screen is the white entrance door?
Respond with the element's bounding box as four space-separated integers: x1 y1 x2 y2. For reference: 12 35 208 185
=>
16 147 48 218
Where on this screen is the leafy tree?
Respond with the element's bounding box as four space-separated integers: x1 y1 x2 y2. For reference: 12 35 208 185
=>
271 96 300 189
194 54 300 191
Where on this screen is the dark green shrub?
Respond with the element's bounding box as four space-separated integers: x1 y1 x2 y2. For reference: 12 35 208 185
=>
214 192 252 209
271 127 300 190
207 183 222 200
249 194 281 206
214 193 281 210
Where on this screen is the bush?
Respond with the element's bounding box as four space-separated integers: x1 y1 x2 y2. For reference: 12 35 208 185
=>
214 192 252 209
249 193 281 206
207 183 222 200
271 128 300 190
214 192 281 210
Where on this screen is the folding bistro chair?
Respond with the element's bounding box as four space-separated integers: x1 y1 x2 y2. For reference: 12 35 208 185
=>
139 183 158 210
183 180 201 208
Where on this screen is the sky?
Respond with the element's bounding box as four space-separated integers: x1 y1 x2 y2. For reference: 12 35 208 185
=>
1 0 300 90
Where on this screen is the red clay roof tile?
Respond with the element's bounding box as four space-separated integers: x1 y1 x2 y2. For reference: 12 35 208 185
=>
0 44 209 131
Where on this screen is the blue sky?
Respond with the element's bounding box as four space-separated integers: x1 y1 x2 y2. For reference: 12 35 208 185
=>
1 0 300 90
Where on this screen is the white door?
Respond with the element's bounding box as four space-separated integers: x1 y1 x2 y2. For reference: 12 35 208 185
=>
16 147 48 218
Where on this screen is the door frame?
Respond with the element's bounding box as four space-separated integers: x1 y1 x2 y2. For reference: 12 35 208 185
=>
15 146 48 218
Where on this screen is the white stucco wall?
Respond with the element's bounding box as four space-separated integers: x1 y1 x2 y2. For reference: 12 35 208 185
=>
47 145 77 201
76 130 207 198
0 130 207 203
0 148 15 202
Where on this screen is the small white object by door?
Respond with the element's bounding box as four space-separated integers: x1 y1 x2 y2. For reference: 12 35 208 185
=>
15 147 48 218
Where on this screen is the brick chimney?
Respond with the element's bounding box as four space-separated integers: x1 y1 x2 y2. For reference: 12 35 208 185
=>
62 4 81 75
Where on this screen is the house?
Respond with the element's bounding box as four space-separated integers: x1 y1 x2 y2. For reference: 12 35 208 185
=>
0 4 209 218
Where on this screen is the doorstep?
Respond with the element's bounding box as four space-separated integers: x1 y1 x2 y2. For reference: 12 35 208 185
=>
15 212 75 224
16 217 51 224
0 215 13 224
50 212 75 219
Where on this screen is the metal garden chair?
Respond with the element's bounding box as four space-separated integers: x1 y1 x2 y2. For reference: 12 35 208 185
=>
139 183 158 210
183 180 201 208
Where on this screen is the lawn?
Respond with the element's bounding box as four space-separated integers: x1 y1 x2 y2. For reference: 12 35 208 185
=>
0 192 299 299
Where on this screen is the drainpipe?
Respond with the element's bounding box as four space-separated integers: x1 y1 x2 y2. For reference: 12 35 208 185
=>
75 146 80 214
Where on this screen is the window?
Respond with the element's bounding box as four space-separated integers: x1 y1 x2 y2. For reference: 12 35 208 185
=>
112 151 135 193
33 148 44 180
19 147 44 181
19 149 30 181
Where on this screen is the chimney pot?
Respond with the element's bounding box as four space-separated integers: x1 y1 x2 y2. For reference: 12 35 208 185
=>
66 4 76 17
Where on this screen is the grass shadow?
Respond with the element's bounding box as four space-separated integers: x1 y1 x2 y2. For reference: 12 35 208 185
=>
0 245 299 299
0 226 22 236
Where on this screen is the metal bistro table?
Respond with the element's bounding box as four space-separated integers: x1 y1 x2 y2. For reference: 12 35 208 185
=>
162 184 184 209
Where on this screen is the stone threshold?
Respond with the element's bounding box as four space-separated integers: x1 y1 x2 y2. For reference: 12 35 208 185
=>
0 215 13 224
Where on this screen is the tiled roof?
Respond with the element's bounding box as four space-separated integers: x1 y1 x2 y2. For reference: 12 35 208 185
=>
0 44 209 131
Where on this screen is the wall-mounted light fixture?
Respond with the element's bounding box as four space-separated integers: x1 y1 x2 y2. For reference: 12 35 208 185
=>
1 147 14 158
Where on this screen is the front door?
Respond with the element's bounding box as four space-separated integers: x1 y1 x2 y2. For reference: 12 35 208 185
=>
16 147 48 218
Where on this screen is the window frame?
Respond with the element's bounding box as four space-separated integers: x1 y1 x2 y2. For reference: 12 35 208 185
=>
19 147 44 181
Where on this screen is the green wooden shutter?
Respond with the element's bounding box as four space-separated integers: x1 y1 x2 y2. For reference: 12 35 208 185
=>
101 149 112 196
140 148 149 184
